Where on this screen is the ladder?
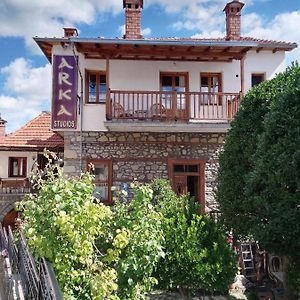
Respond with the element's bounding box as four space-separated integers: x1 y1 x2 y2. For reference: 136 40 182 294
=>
240 243 256 280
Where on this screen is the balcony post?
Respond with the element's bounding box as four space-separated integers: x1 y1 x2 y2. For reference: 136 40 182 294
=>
106 57 111 119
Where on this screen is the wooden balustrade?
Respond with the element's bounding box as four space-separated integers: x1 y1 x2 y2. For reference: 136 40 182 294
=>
0 178 31 194
107 90 240 121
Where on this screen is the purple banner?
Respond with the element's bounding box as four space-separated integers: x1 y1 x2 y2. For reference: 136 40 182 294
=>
52 55 77 129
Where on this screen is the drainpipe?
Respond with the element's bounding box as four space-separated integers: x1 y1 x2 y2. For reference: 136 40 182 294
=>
72 42 84 173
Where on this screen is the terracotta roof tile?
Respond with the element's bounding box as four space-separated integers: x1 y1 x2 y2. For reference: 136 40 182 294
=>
142 36 297 48
0 112 64 150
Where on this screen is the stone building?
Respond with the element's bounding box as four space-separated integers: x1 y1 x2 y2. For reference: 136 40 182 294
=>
0 112 64 226
34 0 296 212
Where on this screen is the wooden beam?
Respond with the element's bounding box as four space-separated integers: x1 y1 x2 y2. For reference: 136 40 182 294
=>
272 48 279 53
77 47 243 60
256 47 263 53
223 47 232 53
240 47 252 53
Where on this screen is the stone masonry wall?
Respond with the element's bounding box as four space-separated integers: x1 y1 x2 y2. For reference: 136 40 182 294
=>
64 132 225 210
0 194 24 222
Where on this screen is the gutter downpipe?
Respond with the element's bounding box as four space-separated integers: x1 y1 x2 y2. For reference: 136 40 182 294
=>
72 42 84 173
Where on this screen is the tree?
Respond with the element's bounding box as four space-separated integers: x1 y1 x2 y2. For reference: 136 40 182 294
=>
217 64 300 295
217 64 300 237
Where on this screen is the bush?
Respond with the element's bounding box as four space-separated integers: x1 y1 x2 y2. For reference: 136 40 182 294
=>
19 155 125 300
103 183 165 300
151 179 237 295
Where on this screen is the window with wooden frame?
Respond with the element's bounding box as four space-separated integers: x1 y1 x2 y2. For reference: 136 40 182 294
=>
86 71 107 103
251 73 265 87
200 73 222 105
8 157 27 177
87 160 112 204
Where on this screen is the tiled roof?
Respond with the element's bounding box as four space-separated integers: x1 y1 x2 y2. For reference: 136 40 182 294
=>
142 36 297 48
0 112 64 150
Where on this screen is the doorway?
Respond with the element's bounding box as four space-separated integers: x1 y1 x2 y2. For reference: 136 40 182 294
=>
160 73 189 119
168 159 205 213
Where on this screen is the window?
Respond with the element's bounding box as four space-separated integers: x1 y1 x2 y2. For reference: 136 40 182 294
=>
251 73 265 87
9 157 27 177
87 160 112 204
200 73 222 105
86 71 106 103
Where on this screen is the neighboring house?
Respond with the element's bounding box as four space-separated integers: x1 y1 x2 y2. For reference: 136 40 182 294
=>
34 0 296 212
0 112 64 226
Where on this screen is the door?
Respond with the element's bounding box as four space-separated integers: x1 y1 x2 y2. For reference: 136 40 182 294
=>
168 159 205 213
200 73 222 105
160 73 189 120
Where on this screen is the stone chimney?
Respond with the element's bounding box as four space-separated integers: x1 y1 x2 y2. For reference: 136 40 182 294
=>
123 0 143 39
223 0 244 40
63 27 78 38
0 115 7 138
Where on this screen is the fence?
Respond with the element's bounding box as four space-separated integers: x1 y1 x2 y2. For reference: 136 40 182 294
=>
0 225 63 300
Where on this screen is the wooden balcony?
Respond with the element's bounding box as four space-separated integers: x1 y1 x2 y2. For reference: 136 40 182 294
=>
0 179 31 195
106 90 240 122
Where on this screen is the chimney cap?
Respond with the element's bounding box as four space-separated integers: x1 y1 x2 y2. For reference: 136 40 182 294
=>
223 0 244 12
0 114 7 125
63 27 79 38
123 0 143 9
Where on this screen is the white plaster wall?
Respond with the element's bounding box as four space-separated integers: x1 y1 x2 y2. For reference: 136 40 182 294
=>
0 151 37 179
244 50 285 91
50 45 287 131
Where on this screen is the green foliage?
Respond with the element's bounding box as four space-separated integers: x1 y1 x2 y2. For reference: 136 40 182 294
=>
106 184 165 300
19 155 124 300
218 63 300 237
217 63 300 293
151 180 237 294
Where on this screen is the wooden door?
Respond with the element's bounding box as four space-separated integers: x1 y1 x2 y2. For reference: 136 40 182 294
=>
160 73 189 120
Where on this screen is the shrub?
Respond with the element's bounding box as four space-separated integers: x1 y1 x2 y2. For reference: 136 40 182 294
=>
104 183 165 300
151 179 237 295
19 155 125 300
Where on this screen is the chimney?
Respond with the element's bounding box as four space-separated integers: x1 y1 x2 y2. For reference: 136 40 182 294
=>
123 0 143 39
223 0 244 40
63 27 78 38
0 115 7 138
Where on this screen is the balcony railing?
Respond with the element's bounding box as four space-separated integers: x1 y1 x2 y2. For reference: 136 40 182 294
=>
107 90 240 122
0 178 31 194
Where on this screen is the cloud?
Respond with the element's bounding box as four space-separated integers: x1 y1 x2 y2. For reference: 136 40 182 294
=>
244 11 300 63
141 27 152 36
0 0 122 53
0 58 51 133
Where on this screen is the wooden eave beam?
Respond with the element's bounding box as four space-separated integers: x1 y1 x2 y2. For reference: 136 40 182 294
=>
223 47 232 53
240 47 252 54
256 47 263 53
272 48 279 53
187 46 195 52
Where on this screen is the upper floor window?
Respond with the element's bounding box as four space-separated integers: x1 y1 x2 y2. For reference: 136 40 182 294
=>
8 157 27 177
87 159 112 204
251 73 265 87
86 71 106 103
200 73 222 105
